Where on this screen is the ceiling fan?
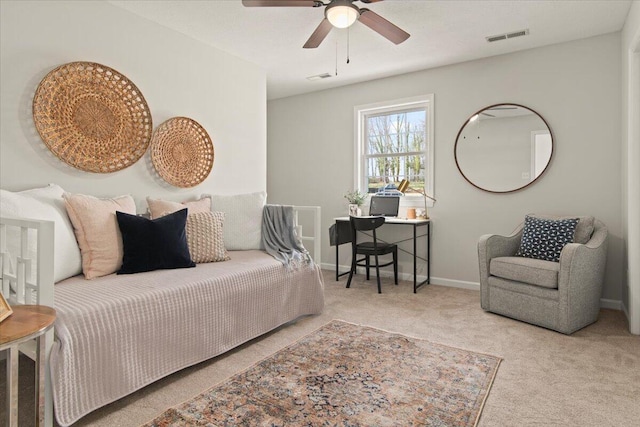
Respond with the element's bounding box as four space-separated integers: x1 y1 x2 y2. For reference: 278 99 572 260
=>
481 106 519 117
472 106 519 121
242 0 410 49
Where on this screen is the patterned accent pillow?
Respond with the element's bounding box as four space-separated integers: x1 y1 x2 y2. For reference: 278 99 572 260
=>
186 211 230 263
516 215 579 262
526 213 594 244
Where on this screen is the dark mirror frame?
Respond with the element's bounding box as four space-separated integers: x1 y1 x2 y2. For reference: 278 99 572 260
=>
454 103 554 194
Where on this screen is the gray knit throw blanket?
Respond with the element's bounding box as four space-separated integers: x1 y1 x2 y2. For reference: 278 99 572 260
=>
261 204 311 269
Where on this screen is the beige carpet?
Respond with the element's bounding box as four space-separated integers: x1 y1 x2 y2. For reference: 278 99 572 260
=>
3 270 640 426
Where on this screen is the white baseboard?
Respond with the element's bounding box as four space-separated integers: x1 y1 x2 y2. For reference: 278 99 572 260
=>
321 263 622 310
320 262 351 277
321 263 479 291
600 299 622 310
622 301 630 321
430 277 480 290
323 262 425 283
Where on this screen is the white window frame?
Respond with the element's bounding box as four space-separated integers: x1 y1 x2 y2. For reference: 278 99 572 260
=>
354 94 435 207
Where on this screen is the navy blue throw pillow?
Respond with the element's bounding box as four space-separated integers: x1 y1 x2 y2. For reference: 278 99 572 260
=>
516 215 579 262
116 208 195 274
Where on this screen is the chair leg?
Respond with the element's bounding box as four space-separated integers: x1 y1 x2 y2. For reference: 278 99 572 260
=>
346 252 357 289
374 254 382 294
393 248 398 285
365 255 370 280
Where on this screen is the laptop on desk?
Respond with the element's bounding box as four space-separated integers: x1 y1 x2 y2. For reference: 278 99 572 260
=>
369 195 400 217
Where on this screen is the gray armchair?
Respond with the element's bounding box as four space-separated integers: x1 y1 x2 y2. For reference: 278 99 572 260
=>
478 216 608 334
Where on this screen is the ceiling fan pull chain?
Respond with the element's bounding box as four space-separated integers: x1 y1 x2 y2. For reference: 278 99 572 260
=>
335 41 339 76
347 26 350 64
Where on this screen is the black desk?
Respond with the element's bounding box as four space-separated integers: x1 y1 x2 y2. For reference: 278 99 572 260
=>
332 217 431 293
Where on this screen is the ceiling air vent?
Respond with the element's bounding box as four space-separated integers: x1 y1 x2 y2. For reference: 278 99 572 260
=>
486 34 507 43
306 73 333 81
486 29 529 43
507 29 529 39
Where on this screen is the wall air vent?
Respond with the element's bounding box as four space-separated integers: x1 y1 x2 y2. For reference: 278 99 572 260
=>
306 73 333 81
486 29 529 43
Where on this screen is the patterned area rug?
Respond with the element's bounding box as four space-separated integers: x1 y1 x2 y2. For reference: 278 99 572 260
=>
144 320 501 427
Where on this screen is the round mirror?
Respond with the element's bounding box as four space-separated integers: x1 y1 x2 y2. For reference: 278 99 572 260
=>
454 104 553 193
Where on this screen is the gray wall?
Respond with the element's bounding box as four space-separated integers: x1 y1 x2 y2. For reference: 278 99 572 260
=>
0 1 267 213
268 33 623 302
621 1 640 332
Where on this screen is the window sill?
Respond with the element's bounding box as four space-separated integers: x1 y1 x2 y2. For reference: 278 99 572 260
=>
361 196 434 211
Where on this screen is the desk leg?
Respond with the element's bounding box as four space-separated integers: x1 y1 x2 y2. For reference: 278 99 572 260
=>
335 243 339 281
413 224 417 293
427 222 431 284
6 345 19 427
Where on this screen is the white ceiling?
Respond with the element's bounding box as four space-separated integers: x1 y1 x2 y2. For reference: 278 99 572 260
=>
110 0 632 100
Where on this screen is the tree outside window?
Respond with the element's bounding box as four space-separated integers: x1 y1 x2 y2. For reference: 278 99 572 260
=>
355 95 434 204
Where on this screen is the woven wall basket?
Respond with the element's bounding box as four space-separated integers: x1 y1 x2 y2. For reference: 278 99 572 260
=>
151 117 214 188
32 61 152 173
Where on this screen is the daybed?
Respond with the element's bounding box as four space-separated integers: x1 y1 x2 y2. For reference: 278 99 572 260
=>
0 203 324 426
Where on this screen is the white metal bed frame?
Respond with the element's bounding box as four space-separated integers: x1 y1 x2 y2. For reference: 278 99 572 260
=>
0 205 321 426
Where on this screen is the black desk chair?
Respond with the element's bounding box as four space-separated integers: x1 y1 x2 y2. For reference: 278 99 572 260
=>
346 216 398 294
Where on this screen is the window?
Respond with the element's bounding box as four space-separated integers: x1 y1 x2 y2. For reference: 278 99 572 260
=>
354 95 434 205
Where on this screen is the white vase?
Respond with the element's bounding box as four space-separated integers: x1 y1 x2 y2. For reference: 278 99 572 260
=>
348 204 362 216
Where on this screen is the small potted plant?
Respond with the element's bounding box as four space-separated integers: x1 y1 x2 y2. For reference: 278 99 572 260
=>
344 189 367 216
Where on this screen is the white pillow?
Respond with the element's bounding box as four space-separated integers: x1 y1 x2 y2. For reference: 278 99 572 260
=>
0 184 82 283
204 191 266 250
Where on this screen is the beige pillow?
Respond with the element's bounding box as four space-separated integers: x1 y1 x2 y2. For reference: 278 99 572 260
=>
64 193 136 279
147 196 211 219
185 211 230 263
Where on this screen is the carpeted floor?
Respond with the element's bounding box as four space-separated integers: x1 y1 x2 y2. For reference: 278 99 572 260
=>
2 270 640 426
144 320 501 426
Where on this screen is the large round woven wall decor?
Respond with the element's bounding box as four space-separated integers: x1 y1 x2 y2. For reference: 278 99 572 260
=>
151 117 214 188
32 61 152 173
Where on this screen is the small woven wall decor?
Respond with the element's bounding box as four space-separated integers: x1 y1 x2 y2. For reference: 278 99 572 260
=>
32 61 152 173
151 117 214 188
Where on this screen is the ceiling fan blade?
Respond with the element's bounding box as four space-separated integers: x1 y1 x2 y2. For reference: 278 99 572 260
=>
303 18 333 48
358 8 410 45
242 0 317 7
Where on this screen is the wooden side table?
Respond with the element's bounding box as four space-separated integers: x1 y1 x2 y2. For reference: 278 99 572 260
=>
0 305 56 427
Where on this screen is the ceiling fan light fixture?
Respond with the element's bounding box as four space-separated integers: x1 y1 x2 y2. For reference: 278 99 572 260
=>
326 1 359 29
